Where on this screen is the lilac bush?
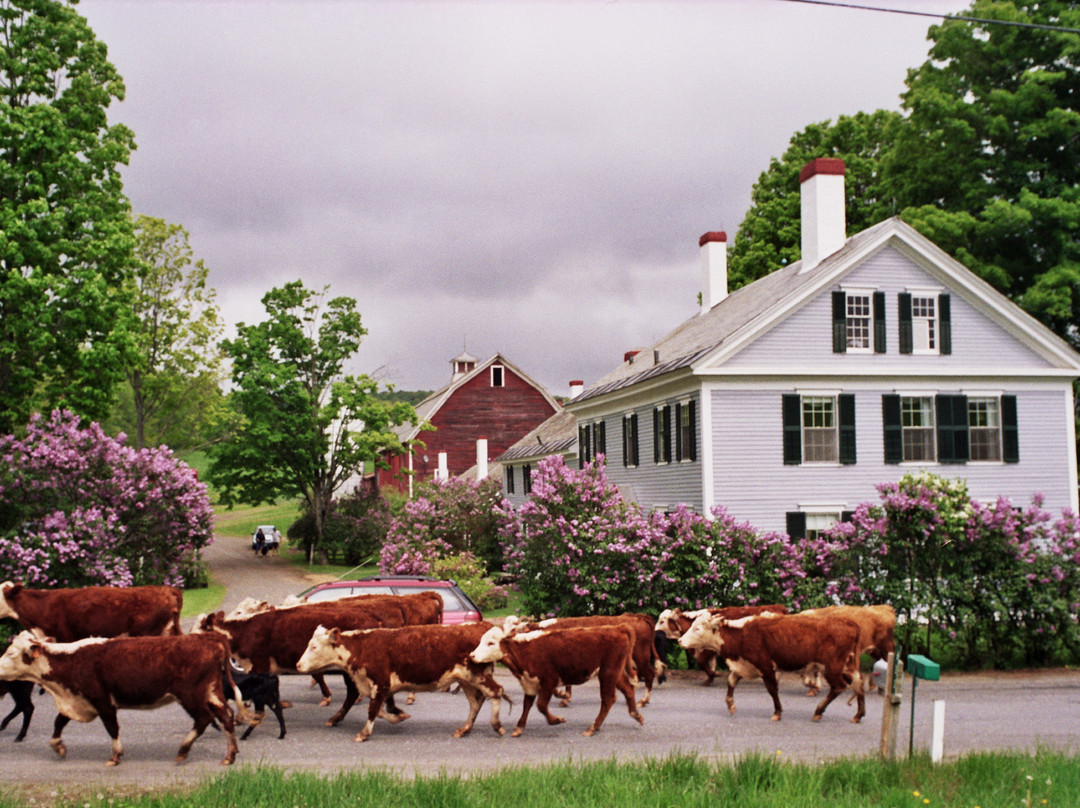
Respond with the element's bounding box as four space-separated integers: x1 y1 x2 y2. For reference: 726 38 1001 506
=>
0 410 213 588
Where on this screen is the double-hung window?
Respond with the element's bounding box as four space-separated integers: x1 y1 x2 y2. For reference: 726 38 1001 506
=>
885 393 1018 464
832 289 886 353
783 393 856 465
505 465 515 495
901 396 936 462
675 400 697 462
654 405 672 464
969 395 1019 462
522 464 532 495
899 292 951 355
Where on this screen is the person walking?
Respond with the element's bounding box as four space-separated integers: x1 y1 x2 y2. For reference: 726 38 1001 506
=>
254 527 266 558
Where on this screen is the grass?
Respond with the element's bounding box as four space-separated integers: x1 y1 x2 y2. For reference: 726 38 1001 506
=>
12 749 1077 807
211 500 306 539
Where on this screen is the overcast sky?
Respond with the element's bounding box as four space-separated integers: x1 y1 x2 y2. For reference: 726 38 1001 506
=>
78 0 971 397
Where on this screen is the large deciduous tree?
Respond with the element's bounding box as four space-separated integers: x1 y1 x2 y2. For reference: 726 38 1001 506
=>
0 0 138 433
106 215 225 451
208 281 419 561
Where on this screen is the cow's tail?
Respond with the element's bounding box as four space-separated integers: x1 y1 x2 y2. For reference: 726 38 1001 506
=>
650 633 668 685
220 654 257 726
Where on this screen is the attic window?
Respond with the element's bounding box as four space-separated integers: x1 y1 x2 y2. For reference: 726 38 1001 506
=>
490 365 504 387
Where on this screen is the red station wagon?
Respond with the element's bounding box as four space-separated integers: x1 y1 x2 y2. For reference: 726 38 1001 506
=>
300 575 483 624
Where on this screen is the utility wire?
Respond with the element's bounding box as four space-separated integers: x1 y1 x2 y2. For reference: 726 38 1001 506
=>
778 0 1080 35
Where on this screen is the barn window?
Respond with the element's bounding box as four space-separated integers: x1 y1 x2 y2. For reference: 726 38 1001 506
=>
490 365 504 387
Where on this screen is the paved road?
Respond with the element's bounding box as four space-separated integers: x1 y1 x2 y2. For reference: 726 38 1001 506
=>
0 534 1077 795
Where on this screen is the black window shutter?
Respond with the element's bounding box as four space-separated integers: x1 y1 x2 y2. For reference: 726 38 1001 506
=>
832 291 847 353
838 393 856 464
674 402 683 462
873 291 886 353
939 293 952 355
786 512 807 540
653 408 661 464
621 417 629 467
1002 395 1019 463
898 293 913 355
882 394 903 464
596 421 606 459
936 394 969 463
663 405 673 463
782 394 802 465
841 510 855 523
688 399 698 462
630 413 639 466
577 425 587 468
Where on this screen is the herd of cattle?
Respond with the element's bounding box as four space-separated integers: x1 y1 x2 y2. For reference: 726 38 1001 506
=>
0 579 896 767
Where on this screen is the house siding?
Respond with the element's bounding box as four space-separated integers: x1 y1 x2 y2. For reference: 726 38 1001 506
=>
603 397 703 513
724 247 1054 371
709 384 1074 535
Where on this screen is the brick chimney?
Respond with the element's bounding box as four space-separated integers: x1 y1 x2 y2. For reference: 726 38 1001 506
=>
699 231 728 313
799 158 846 272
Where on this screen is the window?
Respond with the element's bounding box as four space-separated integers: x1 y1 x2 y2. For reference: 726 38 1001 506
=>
675 401 697 462
594 420 606 460
786 510 851 540
899 292 951 355
505 465 515 494
490 365 504 387
901 396 935 462
968 397 1001 461
832 290 885 354
654 405 672 464
783 393 856 465
522 464 532 495
578 424 592 467
622 413 639 467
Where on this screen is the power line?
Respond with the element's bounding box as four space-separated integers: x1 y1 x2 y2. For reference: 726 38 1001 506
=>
778 0 1080 35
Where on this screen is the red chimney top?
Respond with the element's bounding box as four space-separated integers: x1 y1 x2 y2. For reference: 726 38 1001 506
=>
799 157 846 184
699 231 727 247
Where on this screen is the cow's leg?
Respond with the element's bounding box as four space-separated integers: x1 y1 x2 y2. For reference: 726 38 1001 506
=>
1 694 32 742
698 650 718 686
97 708 124 766
451 685 483 738
511 692 537 738
533 682 567 728
618 672 645 727
725 671 743 714
382 693 409 721
353 683 388 742
49 713 71 759
314 673 333 707
325 675 361 727
555 685 572 707
265 694 287 739
761 670 784 721
180 690 238 765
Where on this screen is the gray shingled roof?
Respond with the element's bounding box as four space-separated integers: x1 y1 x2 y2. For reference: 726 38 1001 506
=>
497 409 577 463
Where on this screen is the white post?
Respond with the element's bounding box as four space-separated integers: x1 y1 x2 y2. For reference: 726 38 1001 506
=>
476 439 488 480
931 700 945 763
437 451 448 481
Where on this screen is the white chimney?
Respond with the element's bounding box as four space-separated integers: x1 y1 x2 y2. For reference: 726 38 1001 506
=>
699 231 727 313
476 439 488 480
569 379 584 399
436 451 448 481
799 157 846 272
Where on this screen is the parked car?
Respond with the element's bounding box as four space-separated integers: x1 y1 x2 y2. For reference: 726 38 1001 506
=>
251 525 281 553
299 575 483 624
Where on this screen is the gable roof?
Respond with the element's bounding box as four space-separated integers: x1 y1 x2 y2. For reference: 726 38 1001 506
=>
394 353 562 443
571 217 1080 406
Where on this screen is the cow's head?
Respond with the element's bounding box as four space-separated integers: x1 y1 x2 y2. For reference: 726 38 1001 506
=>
656 609 684 639
0 582 21 621
0 630 48 681
192 611 230 636
679 612 726 653
296 625 343 674
469 624 507 665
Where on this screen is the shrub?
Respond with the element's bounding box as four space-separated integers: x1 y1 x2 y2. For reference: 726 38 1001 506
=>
0 410 213 588
432 552 508 611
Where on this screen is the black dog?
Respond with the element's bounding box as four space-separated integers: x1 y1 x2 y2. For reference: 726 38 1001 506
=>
224 669 288 740
0 681 34 742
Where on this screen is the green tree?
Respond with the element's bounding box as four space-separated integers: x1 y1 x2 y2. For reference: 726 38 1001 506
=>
106 215 225 450
0 0 137 433
885 0 1080 347
208 281 419 561
726 110 902 290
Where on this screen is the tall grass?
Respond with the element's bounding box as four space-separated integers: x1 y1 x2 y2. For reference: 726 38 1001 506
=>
18 749 1077 808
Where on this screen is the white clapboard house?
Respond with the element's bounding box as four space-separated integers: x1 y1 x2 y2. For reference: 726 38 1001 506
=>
502 158 1080 537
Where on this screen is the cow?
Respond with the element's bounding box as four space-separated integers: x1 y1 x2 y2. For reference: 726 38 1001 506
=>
224 669 287 740
0 582 183 641
796 605 896 696
469 621 645 737
297 622 508 742
516 613 665 707
679 611 866 723
656 604 789 686
193 602 407 726
0 631 253 766
0 680 34 742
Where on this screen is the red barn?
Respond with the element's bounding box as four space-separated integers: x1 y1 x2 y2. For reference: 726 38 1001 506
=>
377 352 560 494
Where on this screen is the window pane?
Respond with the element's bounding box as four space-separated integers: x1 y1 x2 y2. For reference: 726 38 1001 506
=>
846 294 871 350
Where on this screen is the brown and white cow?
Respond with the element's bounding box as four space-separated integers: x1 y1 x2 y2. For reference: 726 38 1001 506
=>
194 602 406 724
679 612 865 723
0 582 183 641
655 604 789 686
297 622 507 742
0 631 253 766
798 605 897 696
469 621 644 737
518 613 664 707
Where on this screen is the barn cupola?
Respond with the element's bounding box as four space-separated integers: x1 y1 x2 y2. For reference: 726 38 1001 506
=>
451 350 478 382
799 157 846 273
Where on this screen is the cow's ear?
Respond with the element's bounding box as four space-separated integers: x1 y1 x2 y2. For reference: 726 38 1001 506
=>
328 627 341 644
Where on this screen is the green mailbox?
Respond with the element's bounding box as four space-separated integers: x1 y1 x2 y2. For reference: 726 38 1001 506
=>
907 654 940 681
